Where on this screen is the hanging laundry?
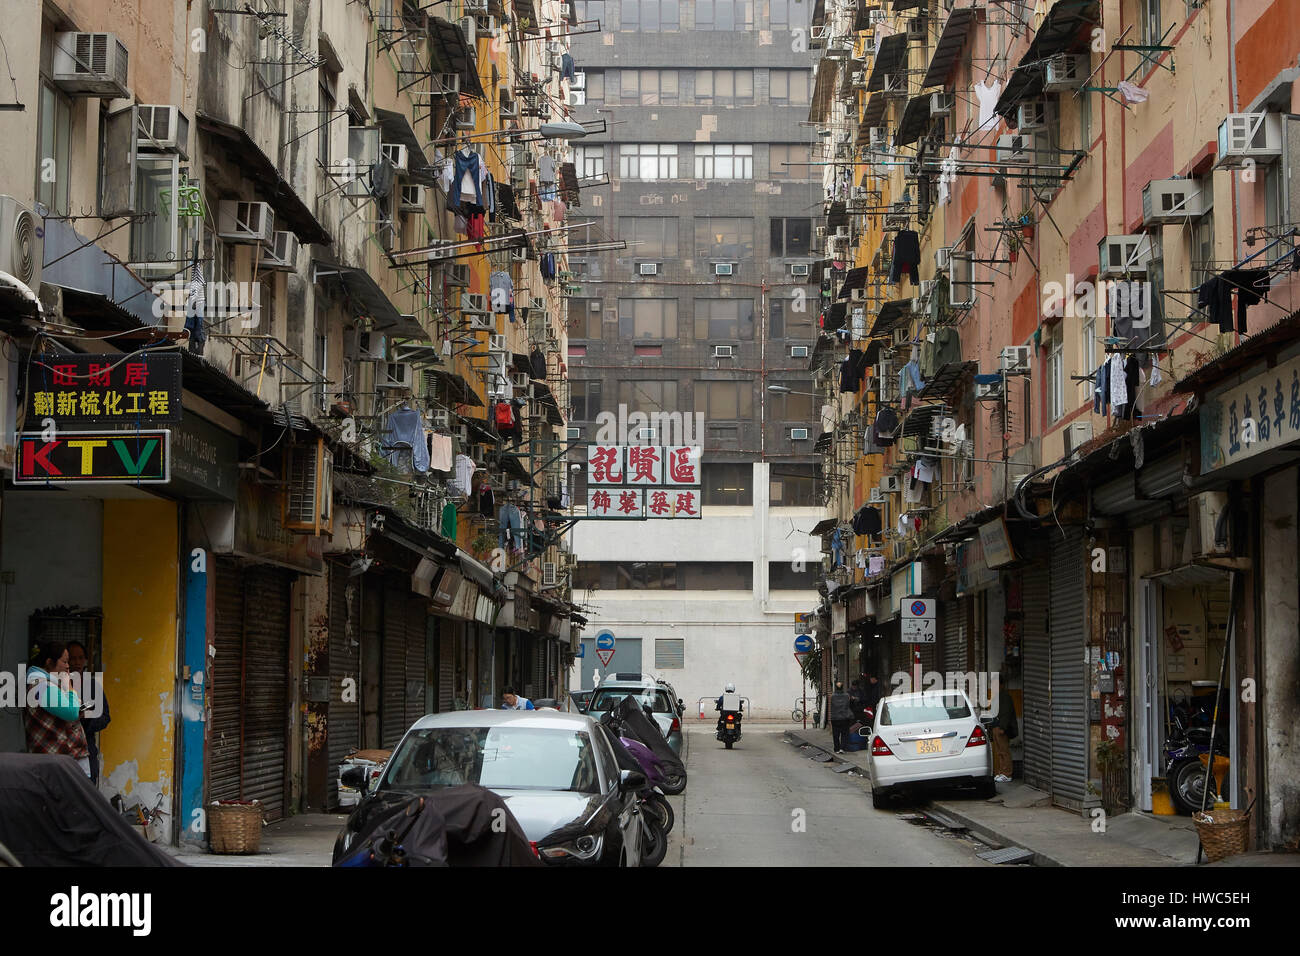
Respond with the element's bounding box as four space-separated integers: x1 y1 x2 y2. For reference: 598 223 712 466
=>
448 149 484 208
1093 360 1110 414
382 406 430 474
868 554 886 575
972 80 1002 136
466 212 486 242
839 348 867 392
913 457 938 483
903 475 923 503
540 253 557 280
899 358 925 399
855 548 867 570
453 453 477 496
498 502 525 551
888 230 921 286
1109 354 1127 412
429 432 454 473
830 527 846 567
529 346 547 380
851 505 882 535
873 406 900 446
441 501 458 539
1198 269 1271 334
538 155 556 184
1150 355 1163 388
560 52 576 82
478 481 495 517
1116 80 1149 104
489 270 514 313
851 307 867 340
1118 355 1141 421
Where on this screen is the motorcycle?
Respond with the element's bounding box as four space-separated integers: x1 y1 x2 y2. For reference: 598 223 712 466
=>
607 695 688 795
599 707 674 867
1165 712 1230 815
717 708 742 749
619 736 676 837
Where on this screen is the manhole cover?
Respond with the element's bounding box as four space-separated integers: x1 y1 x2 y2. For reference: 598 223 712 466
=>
976 846 1035 865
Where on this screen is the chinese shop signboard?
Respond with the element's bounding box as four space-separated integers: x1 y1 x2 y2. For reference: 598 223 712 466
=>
1200 352 1300 475
15 430 170 484
26 353 182 426
585 445 702 519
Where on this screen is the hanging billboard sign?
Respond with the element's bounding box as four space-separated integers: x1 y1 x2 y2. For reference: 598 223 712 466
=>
585 444 702 518
15 430 170 484
26 352 182 426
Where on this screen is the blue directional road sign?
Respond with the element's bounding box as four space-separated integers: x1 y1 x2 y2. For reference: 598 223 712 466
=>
596 631 615 650
794 634 814 653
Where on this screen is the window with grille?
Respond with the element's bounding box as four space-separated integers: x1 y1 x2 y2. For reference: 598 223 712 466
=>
770 218 812 256
702 463 753 505
574 145 606 178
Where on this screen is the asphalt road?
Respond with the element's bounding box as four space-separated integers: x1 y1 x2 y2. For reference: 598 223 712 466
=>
662 724 989 867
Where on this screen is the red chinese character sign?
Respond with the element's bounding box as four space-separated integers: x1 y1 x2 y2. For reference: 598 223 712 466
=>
587 488 645 518
584 445 702 519
27 353 182 426
665 446 701 485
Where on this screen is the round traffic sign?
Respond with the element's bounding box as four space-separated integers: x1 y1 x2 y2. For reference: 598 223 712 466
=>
794 634 814 653
595 631 615 650
910 599 928 617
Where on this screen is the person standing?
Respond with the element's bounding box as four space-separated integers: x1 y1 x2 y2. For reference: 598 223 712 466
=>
862 672 884 718
990 672 1017 782
24 640 91 777
67 641 110 786
828 681 854 754
501 688 535 710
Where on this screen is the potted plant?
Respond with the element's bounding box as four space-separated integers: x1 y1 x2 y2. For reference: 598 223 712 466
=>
1018 208 1036 241
1007 231 1022 264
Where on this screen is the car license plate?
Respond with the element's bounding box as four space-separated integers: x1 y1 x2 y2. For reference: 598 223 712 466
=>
916 738 942 755
726 722 735 729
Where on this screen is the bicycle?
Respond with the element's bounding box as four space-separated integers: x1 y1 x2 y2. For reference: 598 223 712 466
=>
792 696 817 722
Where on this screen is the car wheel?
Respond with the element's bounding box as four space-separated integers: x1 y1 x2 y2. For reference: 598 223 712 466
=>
872 786 891 810
975 776 997 799
659 768 687 795
639 815 668 867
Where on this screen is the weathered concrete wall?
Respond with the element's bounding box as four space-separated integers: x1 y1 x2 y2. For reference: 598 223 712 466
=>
1261 465 1300 848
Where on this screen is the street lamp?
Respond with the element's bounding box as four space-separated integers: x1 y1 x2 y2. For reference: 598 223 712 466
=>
767 385 821 397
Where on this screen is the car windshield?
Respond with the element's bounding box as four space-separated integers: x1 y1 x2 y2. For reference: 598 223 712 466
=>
880 694 971 725
381 726 602 794
588 688 674 714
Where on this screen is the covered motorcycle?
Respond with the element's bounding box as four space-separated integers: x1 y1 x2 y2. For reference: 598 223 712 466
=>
0 754 182 867
608 694 686 790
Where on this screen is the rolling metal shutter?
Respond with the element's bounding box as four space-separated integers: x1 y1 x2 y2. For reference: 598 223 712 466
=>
327 562 361 809
943 600 966 674
381 579 409 748
438 625 455 711
405 596 428 729
209 558 244 805
1021 557 1052 793
1050 527 1089 809
240 565 291 821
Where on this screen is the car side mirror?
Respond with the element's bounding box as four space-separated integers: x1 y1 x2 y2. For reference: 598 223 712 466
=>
619 769 647 792
340 766 369 793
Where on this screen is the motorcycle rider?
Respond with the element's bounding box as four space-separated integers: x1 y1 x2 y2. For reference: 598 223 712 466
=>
715 683 743 738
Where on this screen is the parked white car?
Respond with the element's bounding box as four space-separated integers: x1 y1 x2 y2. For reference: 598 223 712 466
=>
866 689 995 809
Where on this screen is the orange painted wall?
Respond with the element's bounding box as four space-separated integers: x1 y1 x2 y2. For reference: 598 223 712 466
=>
1236 2 1300 108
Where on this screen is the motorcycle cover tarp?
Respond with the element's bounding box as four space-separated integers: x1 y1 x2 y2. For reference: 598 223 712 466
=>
597 723 645 775
613 695 685 777
336 784 541 867
0 754 183 867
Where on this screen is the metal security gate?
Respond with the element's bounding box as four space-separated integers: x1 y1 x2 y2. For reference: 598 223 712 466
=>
437 623 455 711
1021 557 1052 793
327 562 360 809
381 579 409 748
209 558 292 821
1050 527 1089 809
405 597 428 729
943 600 966 674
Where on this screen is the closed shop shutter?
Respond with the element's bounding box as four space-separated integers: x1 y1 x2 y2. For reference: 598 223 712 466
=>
1050 527 1089 809
943 600 966 674
327 562 360 809
1021 557 1052 793
532 638 545 698
240 565 292 821
210 558 244 805
381 579 409 748
405 596 428 729
438 624 455 711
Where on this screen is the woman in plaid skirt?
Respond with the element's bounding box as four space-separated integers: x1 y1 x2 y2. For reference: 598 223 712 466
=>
25 640 90 778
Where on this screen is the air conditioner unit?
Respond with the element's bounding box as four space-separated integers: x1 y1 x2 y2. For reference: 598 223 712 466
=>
0 196 42 291
455 106 477 130
790 428 810 441
791 263 810 276
919 278 936 299
639 262 659 276
791 345 810 358
996 134 1030 165
465 0 489 12
447 264 471 287
259 231 299 272
714 345 734 358
458 16 477 45
217 200 275 243
431 409 452 429
851 71 866 88
499 100 518 120
893 327 910 347
1098 234 1152 277
1142 178 1206 225
571 71 587 90
489 333 507 351
380 142 409 173
880 475 900 493
1217 113 1282 164
809 25 829 40
400 184 425 212
929 92 954 116
476 15 499 36
635 427 657 441
883 73 906 96
136 105 190 158
283 439 333 535
542 562 559 586
378 362 413 389
1000 345 1031 372
714 262 734 276
1189 491 1232 558
425 241 456 261
52 33 129 98
850 287 867 302
868 488 885 503
1045 53 1089 92
1017 100 1049 131
1062 419 1093 455
815 226 828 239
461 292 489 315
935 247 952 272
975 380 1002 400
512 371 531 389
558 2 572 17
434 73 461 97
358 331 387 361
868 127 888 148
835 226 850 239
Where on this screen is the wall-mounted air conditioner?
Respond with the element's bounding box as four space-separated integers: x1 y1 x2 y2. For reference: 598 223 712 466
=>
431 409 452 429
850 287 867 302
935 247 952 272
217 200 275 243
1142 178 1206 225
571 71 586 90
1017 100 1049 131
446 264 471 286
714 345 734 358
455 106 477 130
283 439 333 536
1189 491 1232 558
1000 345 1031 372
425 241 456 261
1045 54 1089 91
512 371 531 389
791 263 810 276
259 231 299 272
639 262 659 276
542 562 559 587
975 380 1002 401
136 105 190 158
714 262 734 276
791 345 810 358
929 92 954 116
868 127 888 149
1098 234 1152 277
465 0 489 12
790 428 810 441
949 251 975 307
996 134 1029 165
0 196 42 291
883 73 906 96
1217 112 1282 164
906 16 927 39
434 73 460 97
381 142 409 173
815 226 828 239
458 16 477 45
378 362 413 389
53 33 129 98
1062 419 1093 455
635 427 657 442
461 292 489 315
567 426 581 440
359 332 387 361
879 475 900 493
489 334 507 351
868 487 885 503
400 184 425 212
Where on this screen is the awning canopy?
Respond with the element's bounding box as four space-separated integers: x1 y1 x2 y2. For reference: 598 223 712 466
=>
870 298 913 336
917 360 976 400
429 18 487 100
995 0 1101 120
1175 309 1300 394
826 201 849 232
427 366 485 407
867 34 909 92
558 162 582 206
859 92 888 130
532 381 565 425
374 108 437 187
809 516 838 536
837 266 871 299
312 259 402 327
863 338 883 365
196 114 332 245
458 549 497 591
921 6 979 89
902 403 946 438
493 451 531 482
823 302 847 332
810 59 840 123
895 93 933 147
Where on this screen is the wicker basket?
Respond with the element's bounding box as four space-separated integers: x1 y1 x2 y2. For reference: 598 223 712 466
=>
1193 808 1250 863
208 801 264 855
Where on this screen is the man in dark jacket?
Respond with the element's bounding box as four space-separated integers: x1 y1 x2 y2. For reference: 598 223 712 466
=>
862 672 884 717
828 681 854 753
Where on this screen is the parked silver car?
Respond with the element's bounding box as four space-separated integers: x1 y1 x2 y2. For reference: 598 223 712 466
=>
584 674 687 759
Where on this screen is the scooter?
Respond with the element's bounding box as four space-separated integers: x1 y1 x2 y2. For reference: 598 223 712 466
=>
619 736 676 837
1165 713 1230 815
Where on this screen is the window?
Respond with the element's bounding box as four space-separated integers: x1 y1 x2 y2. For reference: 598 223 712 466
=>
655 639 685 669
318 70 336 172
1081 313 1096 380
770 218 812 256
617 380 679 416
1078 84 1092 149
620 69 679 105
618 143 678 180
695 299 755 340
569 299 602 339
769 70 811 105
769 0 795 29
702 462 753 505
573 145 605 179
576 0 606 23
618 216 679 258
769 144 812 180
130 156 193 270
681 562 752 589
1046 322 1064 423
583 70 606 104
770 298 815 340
616 562 678 589
36 83 72 215
694 217 754 259
1190 207 1215 288
696 0 752 30
694 70 754 106
1139 0 1161 48
695 144 753 180
769 561 818 589
770 385 817 422
621 0 679 30
570 379 603 420
575 562 751 589
619 298 678 339
698 380 753 420
770 463 820 506
256 0 286 104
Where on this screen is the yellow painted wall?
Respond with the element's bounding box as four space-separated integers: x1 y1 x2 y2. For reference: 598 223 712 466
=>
99 499 179 816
